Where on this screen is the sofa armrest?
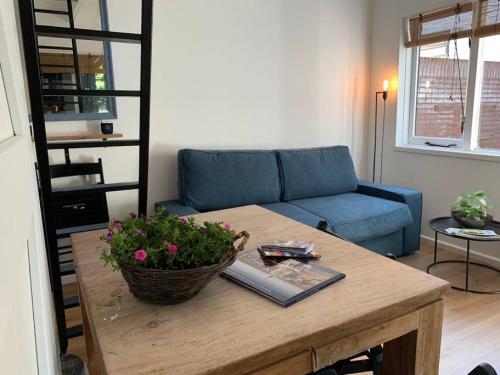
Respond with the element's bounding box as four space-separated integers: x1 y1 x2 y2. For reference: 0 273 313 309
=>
357 180 422 254
154 200 200 216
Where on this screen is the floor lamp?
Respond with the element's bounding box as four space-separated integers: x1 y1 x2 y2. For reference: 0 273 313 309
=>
372 80 389 183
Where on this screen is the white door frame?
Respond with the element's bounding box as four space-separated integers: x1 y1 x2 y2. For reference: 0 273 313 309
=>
0 0 59 374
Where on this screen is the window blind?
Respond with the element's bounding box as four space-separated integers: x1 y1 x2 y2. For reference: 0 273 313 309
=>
475 0 500 37
405 3 474 47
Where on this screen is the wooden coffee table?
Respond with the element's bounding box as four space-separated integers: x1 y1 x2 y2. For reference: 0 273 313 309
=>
72 205 449 374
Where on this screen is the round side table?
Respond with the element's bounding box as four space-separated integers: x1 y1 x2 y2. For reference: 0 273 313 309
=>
427 217 500 294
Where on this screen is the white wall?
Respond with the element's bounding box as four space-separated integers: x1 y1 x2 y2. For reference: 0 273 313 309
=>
48 0 372 218
1 0 59 373
370 0 500 265
131 0 372 213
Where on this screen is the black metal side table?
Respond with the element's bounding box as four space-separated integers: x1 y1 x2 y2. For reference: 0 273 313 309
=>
428 217 500 294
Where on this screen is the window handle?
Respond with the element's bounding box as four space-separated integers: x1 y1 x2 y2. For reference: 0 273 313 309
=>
425 142 458 148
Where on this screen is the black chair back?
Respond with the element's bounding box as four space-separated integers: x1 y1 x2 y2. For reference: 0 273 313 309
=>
50 158 109 231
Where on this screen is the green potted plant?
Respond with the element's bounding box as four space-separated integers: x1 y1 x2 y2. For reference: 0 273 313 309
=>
451 191 493 228
100 211 249 304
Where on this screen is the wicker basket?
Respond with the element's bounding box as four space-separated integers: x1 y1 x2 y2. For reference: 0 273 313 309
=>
117 231 250 304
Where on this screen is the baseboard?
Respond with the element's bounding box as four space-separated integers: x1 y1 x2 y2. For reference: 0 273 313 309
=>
421 235 500 269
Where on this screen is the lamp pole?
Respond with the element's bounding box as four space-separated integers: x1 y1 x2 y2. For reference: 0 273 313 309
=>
373 80 388 183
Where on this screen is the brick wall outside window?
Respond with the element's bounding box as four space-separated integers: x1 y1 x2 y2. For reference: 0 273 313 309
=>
415 57 500 148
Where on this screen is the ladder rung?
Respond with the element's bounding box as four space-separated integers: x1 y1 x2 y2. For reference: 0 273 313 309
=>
60 262 75 276
58 249 72 256
47 140 140 149
42 83 78 87
64 296 80 309
34 8 69 15
42 89 140 97
38 45 74 51
40 64 75 68
42 79 76 84
52 182 139 196
36 25 142 44
56 223 109 237
43 100 79 105
66 324 83 339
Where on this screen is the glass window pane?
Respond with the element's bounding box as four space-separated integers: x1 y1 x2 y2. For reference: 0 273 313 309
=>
477 35 500 150
414 39 469 139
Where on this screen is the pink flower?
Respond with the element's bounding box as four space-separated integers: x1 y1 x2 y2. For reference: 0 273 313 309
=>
105 230 113 240
112 222 123 232
224 223 231 230
134 249 148 262
129 211 137 218
168 244 178 255
180 218 188 224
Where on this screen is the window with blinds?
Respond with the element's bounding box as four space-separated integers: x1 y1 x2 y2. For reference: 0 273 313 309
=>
405 3 473 47
404 1 500 47
401 0 500 152
476 0 500 37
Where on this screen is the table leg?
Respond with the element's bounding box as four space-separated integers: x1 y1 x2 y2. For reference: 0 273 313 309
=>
433 231 438 264
383 300 444 375
465 240 470 292
78 281 103 375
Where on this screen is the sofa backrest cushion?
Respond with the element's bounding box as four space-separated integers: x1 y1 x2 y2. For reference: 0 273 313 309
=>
277 146 358 201
178 149 281 211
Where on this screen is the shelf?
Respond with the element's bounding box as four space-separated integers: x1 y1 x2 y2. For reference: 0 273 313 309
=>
47 139 140 149
42 89 140 97
52 182 139 196
19 0 153 354
35 25 142 44
44 133 123 142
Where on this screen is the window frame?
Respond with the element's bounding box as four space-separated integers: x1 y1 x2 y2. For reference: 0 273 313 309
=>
399 6 500 158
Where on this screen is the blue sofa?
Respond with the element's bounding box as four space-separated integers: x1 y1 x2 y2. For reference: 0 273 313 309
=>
154 146 422 256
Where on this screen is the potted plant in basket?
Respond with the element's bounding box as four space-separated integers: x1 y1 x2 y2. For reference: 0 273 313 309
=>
100 211 249 304
451 191 493 228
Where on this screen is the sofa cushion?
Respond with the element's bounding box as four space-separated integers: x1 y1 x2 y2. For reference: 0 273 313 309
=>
278 146 358 201
288 193 413 242
260 202 323 229
178 149 281 211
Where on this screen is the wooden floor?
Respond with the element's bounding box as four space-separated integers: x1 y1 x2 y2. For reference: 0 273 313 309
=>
64 242 500 374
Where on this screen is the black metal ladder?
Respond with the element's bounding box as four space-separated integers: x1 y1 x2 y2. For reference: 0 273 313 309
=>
19 0 153 353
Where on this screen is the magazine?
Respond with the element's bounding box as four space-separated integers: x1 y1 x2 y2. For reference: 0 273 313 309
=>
446 228 498 237
258 240 314 255
222 249 345 307
258 247 321 259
